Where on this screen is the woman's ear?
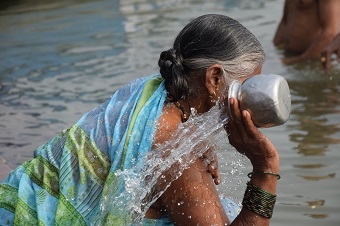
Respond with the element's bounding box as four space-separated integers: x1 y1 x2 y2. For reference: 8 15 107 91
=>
205 64 223 97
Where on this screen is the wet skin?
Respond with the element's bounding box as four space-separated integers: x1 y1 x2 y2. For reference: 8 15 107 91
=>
144 65 279 226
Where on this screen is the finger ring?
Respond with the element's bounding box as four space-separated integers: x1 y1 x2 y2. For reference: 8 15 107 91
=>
321 57 326 62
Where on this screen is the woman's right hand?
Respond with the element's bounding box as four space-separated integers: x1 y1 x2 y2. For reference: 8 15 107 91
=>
224 97 279 172
225 97 280 226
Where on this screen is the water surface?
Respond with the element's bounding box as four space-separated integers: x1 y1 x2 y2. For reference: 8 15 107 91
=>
1 0 339 225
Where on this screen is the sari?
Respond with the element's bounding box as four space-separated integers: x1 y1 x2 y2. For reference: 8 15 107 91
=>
0 75 239 226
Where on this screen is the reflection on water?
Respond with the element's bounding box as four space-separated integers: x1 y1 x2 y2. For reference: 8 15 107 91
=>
293 164 325 169
275 62 340 225
288 77 340 156
286 64 340 157
304 213 328 219
307 199 325 209
1 0 340 225
298 173 336 181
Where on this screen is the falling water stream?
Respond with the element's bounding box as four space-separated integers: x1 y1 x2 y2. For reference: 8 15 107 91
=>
92 104 241 225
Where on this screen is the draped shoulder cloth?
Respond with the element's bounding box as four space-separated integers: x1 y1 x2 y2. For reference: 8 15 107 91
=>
0 75 168 225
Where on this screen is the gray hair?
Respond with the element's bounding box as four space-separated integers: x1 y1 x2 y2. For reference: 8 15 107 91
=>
158 14 265 101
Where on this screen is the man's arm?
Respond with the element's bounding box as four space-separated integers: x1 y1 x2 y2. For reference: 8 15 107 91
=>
301 0 340 59
273 0 289 46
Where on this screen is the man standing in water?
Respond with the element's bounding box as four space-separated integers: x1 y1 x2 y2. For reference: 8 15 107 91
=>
273 0 340 65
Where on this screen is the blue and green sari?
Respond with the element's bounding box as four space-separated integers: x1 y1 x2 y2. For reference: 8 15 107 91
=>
0 75 239 226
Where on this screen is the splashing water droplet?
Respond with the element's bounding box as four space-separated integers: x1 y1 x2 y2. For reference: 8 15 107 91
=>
92 105 244 225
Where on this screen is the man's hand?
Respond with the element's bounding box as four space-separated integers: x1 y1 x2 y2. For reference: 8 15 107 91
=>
321 33 340 71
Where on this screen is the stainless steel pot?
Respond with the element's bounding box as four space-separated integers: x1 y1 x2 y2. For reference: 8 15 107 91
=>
227 74 291 128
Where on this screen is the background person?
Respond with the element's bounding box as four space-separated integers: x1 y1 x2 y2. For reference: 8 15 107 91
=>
273 0 340 64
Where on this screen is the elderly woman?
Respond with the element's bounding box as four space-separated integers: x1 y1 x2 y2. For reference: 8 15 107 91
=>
0 14 280 226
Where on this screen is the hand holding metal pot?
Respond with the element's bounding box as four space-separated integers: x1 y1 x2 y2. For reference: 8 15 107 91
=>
227 74 291 128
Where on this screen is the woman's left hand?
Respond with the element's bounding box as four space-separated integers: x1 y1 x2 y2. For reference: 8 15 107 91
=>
202 150 221 185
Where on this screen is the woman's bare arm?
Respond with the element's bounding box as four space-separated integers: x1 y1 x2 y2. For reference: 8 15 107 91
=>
152 98 280 225
161 157 230 225
151 105 229 225
225 98 279 226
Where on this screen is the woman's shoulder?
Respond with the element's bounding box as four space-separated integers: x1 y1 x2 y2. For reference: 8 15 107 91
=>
153 104 182 147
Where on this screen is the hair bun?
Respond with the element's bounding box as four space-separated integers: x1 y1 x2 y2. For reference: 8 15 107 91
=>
158 49 183 78
158 48 188 101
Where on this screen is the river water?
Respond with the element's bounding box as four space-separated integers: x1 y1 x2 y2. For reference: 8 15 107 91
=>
0 0 339 225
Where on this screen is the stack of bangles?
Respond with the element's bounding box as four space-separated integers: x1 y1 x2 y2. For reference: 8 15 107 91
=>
242 171 281 219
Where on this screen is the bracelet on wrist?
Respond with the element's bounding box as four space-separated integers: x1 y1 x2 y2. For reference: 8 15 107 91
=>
242 181 277 219
247 171 281 180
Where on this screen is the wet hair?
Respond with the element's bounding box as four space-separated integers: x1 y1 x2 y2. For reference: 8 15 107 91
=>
158 14 265 101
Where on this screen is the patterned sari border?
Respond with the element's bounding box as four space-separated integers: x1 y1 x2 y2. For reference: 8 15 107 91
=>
65 125 111 187
0 183 19 213
55 192 87 226
22 156 59 197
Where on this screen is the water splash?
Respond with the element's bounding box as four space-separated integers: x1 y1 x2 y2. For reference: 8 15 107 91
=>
92 104 240 225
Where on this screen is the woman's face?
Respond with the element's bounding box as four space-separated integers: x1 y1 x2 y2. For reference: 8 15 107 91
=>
221 63 263 103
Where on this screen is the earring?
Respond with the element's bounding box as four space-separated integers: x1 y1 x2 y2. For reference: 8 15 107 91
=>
209 84 219 98
209 90 216 99
214 84 220 96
